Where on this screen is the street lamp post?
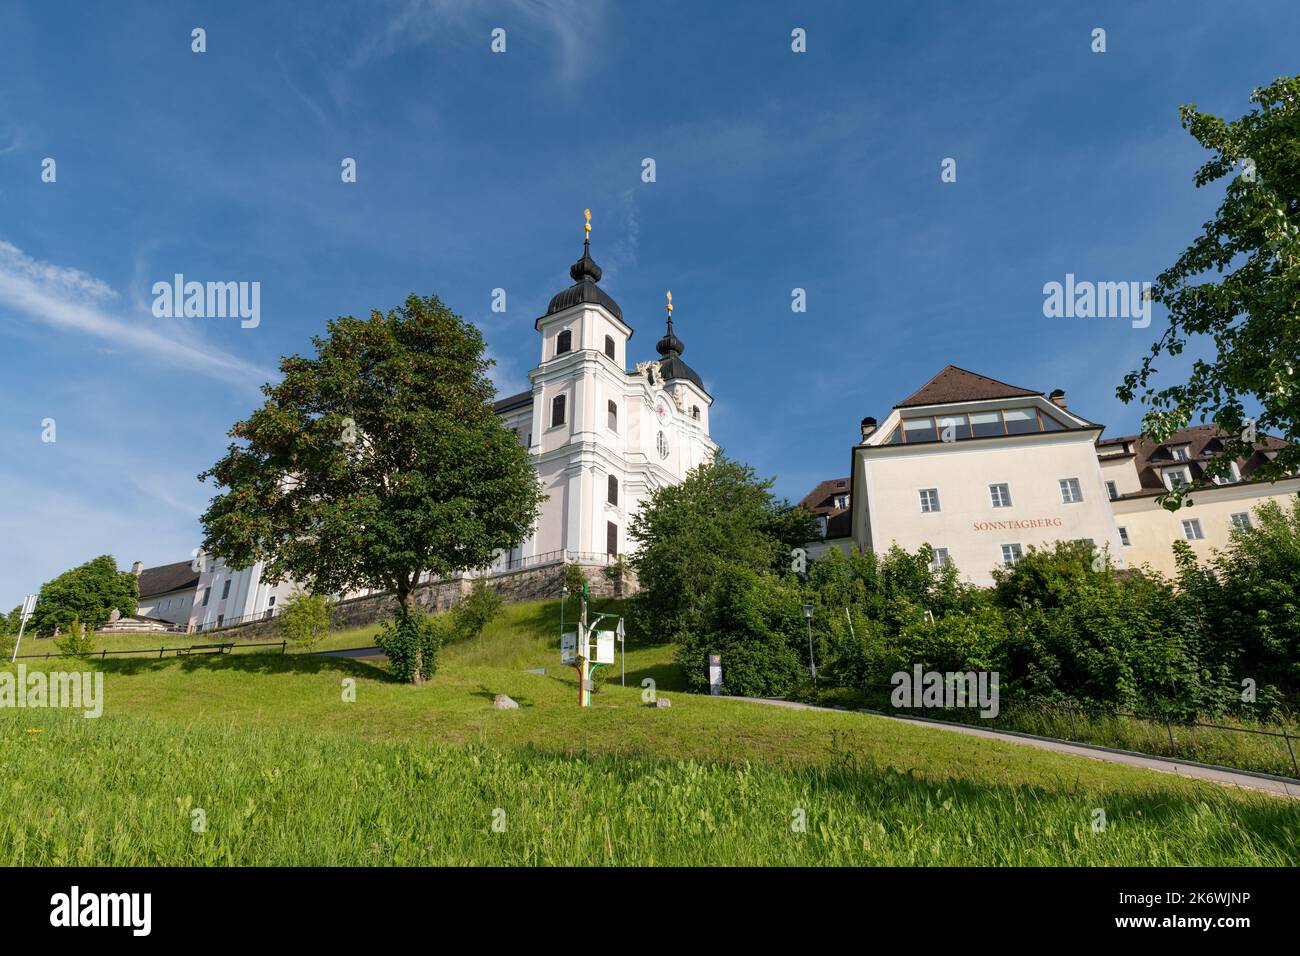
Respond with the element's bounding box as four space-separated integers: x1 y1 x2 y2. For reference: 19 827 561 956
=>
802 603 817 687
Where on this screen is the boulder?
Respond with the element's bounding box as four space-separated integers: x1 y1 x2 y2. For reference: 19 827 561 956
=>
492 694 520 710
654 698 672 708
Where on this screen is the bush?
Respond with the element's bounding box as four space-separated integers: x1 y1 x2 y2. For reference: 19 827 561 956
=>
279 591 334 651
563 563 587 597
54 619 96 657
451 580 503 642
675 565 806 697
377 609 447 683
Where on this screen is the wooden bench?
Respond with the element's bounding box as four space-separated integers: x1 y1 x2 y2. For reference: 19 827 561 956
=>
175 642 235 656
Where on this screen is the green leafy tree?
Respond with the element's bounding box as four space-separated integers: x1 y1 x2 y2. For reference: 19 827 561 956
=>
278 591 335 652
629 451 818 643
27 556 138 635
563 563 588 597
1118 76 1300 506
199 294 544 683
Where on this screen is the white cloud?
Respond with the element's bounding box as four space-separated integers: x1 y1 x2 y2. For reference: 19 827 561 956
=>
0 239 274 393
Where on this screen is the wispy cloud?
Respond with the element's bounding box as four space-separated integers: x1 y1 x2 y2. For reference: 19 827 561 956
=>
348 0 605 82
0 240 274 393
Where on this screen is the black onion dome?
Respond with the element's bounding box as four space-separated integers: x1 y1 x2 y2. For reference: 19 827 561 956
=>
545 239 622 320
654 316 706 391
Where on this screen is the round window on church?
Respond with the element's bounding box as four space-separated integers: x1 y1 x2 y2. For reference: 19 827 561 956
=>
656 431 669 460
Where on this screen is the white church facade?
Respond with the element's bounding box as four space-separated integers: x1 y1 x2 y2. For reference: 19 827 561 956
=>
130 217 717 631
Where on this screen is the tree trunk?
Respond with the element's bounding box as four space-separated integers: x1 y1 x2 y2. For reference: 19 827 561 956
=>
398 583 421 685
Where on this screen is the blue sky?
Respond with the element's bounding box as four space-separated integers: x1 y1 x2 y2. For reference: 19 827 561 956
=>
0 0 1295 607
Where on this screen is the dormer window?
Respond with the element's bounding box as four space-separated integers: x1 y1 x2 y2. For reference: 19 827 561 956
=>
1165 467 1190 490
833 494 849 510
556 329 572 356
1171 445 1190 461
604 335 615 360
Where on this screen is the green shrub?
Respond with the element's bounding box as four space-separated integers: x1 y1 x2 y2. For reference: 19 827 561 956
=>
563 563 587 597
377 610 447 683
279 591 334 651
451 580 503 642
54 619 96 657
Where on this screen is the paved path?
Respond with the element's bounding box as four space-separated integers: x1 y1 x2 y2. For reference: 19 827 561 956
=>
723 696 1300 800
313 645 386 660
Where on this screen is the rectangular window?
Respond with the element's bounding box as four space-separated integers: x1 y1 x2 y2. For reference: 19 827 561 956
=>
936 415 972 441
1182 518 1204 541
903 417 938 444
606 521 618 557
1002 408 1038 435
1001 543 1023 566
929 547 951 571
969 411 1003 438
607 474 619 506
1105 480 1119 501
1118 526 1131 547
918 488 941 513
989 483 1012 508
1172 445 1189 461
202 587 211 607
216 614 224 627
833 494 849 510
1230 512 1251 533
551 394 566 428
1059 478 1083 503
221 580 232 600
607 399 618 432
1167 468 1189 489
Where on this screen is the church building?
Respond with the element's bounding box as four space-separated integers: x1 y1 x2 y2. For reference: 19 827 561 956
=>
128 213 717 632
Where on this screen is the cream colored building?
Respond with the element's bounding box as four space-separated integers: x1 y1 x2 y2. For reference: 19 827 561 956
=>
1098 426 1298 576
803 366 1296 585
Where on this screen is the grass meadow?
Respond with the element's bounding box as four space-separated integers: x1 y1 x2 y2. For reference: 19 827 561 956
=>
1 599 1297 865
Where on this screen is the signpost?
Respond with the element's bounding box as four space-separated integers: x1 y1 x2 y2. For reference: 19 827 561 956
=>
708 653 722 696
802 604 817 687
561 585 625 708
10 594 36 663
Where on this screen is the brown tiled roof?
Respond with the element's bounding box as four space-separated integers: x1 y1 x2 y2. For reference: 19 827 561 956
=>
896 365 1040 409
798 477 853 538
1102 424 1288 494
136 560 200 599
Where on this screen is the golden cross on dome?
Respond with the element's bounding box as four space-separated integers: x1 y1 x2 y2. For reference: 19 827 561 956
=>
666 290 673 318
583 208 592 240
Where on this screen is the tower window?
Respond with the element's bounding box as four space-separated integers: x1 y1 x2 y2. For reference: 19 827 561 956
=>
607 399 618 431
692 406 700 420
551 394 566 428
604 335 615 360
606 521 618 557
608 475 619 506
556 329 572 356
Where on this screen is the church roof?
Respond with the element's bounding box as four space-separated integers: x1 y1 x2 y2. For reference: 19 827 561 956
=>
137 560 200 598
895 365 1040 408
544 238 623 321
654 316 706 392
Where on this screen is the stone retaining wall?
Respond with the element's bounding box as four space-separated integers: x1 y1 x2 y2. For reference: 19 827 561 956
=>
208 561 636 641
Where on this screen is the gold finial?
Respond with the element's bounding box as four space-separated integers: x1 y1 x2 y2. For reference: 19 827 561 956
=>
583 208 592 240
666 290 673 318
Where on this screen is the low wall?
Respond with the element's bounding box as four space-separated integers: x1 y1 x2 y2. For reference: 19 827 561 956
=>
210 561 636 640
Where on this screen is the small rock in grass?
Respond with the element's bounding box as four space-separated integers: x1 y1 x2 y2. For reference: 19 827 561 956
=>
493 694 520 710
653 698 671 708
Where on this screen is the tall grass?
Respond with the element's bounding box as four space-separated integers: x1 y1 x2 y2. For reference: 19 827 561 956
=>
2 712 1296 866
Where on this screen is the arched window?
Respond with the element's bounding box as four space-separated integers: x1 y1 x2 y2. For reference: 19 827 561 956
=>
607 399 618 432
604 335 615 360
692 406 700 420
556 329 572 356
551 394 566 428
607 474 619 506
